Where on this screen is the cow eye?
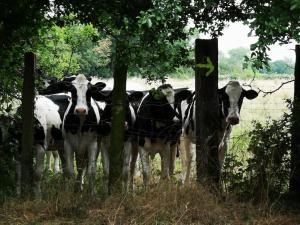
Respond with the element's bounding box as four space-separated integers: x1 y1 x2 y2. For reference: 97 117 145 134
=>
165 91 171 96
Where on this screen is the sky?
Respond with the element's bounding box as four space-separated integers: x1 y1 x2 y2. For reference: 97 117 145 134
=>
200 22 296 62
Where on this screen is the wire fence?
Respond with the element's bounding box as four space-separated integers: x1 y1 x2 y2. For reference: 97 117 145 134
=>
1 79 295 145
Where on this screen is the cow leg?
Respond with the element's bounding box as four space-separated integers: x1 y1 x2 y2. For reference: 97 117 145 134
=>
75 150 86 193
169 144 177 176
15 159 21 197
45 151 52 172
179 133 192 184
87 139 98 196
122 140 132 191
52 150 60 173
64 140 74 178
219 127 232 169
34 144 45 197
101 136 110 193
139 147 150 187
160 143 170 181
130 142 139 190
58 147 66 175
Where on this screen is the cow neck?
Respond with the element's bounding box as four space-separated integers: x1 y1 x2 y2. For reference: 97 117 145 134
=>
183 93 195 123
188 98 196 134
173 106 182 121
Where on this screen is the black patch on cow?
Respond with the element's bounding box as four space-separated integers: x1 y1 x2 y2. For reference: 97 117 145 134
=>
45 94 70 120
183 96 195 135
138 138 145 147
98 96 136 142
218 88 230 119
64 103 80 134
81 107 98 133
98 99 113 136
64 104 98 134
34 118 45 145
0 127 3 145
134 91 180 145
51 125 63 140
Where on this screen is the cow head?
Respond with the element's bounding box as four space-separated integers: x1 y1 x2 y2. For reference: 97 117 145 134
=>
39 74 106 118
146 84 192 124
98 90 144 135
218 81 258 125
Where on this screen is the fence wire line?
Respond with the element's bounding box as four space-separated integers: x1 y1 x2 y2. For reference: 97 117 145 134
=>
4 84 293 143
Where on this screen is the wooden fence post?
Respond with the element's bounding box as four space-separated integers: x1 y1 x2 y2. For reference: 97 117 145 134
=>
290 44 300 198
21 52 36 197
195 39 220 184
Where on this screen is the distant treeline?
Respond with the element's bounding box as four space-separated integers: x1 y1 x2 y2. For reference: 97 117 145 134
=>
10 20 295 80
170 47 294 80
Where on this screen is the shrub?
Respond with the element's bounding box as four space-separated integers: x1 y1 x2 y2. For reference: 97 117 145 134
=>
222 100 292 203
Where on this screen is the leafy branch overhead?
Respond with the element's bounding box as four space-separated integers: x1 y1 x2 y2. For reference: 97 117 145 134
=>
0 0 299 98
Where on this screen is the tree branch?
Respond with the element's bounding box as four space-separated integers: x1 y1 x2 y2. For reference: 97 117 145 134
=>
243 79 295 97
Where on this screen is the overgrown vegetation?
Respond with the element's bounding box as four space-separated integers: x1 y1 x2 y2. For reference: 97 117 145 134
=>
1 182 300 225
223 100 292 203
1 0 300 223
35 16 112 78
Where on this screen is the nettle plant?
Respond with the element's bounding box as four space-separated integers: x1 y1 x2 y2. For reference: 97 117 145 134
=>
223 100 292 202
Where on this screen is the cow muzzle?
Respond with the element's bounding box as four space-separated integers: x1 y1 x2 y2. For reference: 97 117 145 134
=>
226 116 239 125
75 107 87 116
124 121 128 130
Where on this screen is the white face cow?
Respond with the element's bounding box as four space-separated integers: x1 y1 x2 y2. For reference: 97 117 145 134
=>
179 81 258 184
71 74 90 117
40 74 106 196
218 81 258 125
135 84 192 187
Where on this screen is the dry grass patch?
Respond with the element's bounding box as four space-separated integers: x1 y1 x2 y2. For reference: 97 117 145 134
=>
1 183 300 225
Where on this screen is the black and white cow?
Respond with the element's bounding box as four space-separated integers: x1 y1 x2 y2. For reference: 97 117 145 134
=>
32 94 70 195
0 82 70 197
41 74 106 195
42 93 70 174
96 90 144 191
39 79 67 174
11 93 70 196
179 81 258 183
134 84 192 187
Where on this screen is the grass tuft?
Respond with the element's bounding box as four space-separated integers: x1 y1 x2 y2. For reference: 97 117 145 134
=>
1 182 300 225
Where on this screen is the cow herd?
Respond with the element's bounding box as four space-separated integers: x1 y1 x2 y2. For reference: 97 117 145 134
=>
0 74 259 197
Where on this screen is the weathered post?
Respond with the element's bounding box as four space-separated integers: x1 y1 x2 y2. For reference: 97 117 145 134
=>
195 39 220 184
21 52 36 197
290 44 300 198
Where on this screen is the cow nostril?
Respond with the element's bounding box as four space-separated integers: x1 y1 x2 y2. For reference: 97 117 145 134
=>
124 121 128 130
75 108 87 115
228 117 239 125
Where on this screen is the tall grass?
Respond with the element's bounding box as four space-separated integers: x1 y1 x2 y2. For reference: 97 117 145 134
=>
1 181 300 225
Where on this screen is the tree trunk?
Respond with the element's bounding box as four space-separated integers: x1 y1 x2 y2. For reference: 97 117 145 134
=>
290 44 300 199
195 39 220 185
21 52 36 198
108 39 128 193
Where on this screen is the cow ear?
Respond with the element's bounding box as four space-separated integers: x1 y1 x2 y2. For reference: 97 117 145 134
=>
243 89 258 100
128 91 144 102
63 75 76 82
91 90 111 102
38 81 71 95
175 89 193 102
218 86 226 96
93 82 106 91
